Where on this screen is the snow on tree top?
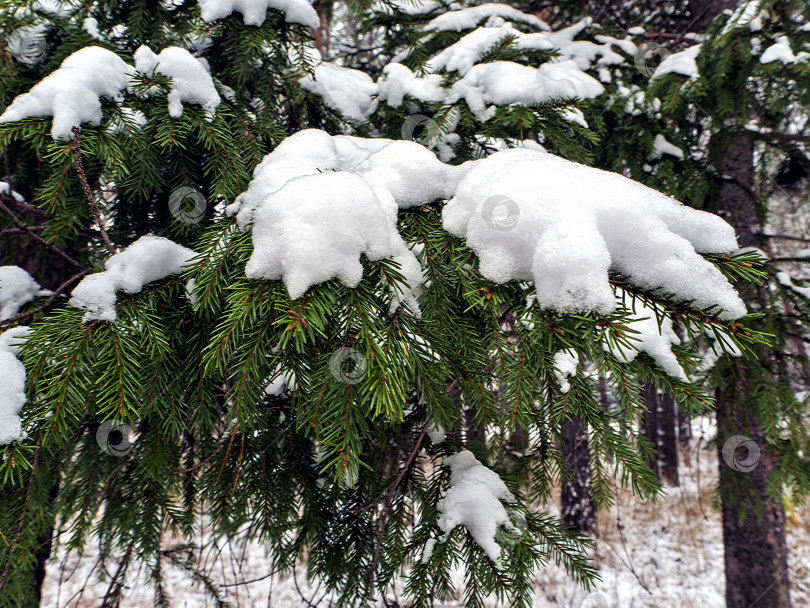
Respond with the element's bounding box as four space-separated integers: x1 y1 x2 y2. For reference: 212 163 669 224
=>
69 235 197 323
424 3 550 32
198 0 319 28
133 46 221 118
0 46 133 140
0 266 44 321
436 450 518 565
0 327 30 445
442 147 746 320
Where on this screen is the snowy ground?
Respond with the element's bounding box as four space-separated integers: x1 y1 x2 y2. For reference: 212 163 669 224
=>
40 417 810 607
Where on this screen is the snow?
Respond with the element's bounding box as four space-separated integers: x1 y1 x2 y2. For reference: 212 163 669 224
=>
134 46 221 118
299 61 379 121
82 17 101 39
605 302 687 381
650 134 684 160
652 44 701 79
0 46 134 140
424 3 549 33
553 349 578 393
227 129 462 312
7 24 48 65
69 235 197 323
436 450 517 565
0 326 30 445
376 63 446 108
442 147 746 320
0 181 26 203
427 425 446 444
777 271 810 300
447 60 604 121
0 266 43 321
198 0 319 27
627 26 645 36
760 36 799 64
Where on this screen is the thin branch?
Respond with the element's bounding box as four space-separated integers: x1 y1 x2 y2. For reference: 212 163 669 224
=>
367 422 429 599
0 196 84 270
70 126 115 255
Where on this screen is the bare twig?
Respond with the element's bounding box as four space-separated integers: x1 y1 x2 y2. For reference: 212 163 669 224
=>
70 126 115 255
0 196 84 270
367 422 429 599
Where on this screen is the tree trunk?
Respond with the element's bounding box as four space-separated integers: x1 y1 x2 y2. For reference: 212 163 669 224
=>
716 383 791 608
709 130 792 606
641 384 679 486
560 415 596 535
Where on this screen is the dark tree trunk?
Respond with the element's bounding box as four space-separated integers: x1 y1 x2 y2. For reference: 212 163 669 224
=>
641 384 679 486
709 130 792 606
716 384 791 608
560 416 596 535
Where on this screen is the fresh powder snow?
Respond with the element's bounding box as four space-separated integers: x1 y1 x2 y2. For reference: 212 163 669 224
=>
133 46 221 118
0 327 31 445
226 129 464 313
298 59 379 121
650 134 685 160
423 3 550 32
605 301 688 381
0 46 134 140
0 266 45 321
198 0 320 28
553 349 579 393
69 235 197 322
759 36 803 65
653 44 701 79
442 147 747 320
436 450 518 565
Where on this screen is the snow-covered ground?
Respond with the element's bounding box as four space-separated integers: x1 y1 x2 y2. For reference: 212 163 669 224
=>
40 417 810 607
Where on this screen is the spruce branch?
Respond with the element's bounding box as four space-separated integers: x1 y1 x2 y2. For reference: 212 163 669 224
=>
70 126 115 256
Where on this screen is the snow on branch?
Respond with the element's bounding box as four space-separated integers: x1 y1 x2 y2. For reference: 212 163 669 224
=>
0 266 46 321
226 129 463 313
0 327 31 445
436 450 519 565
443 148 746 320
133 46 221 118
423 3 550 33
0 47 133 140
227 129 746 322
198 0 319 28
69 235 197 322
0 44 222 139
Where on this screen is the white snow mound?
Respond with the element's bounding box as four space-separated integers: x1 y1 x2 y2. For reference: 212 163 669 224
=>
69 235 197 322
134 46 221 118
198 0 319 27
442 147 746 319
0 266 42 321
0 46 134 139
0 327 31 445
437 450 517 565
